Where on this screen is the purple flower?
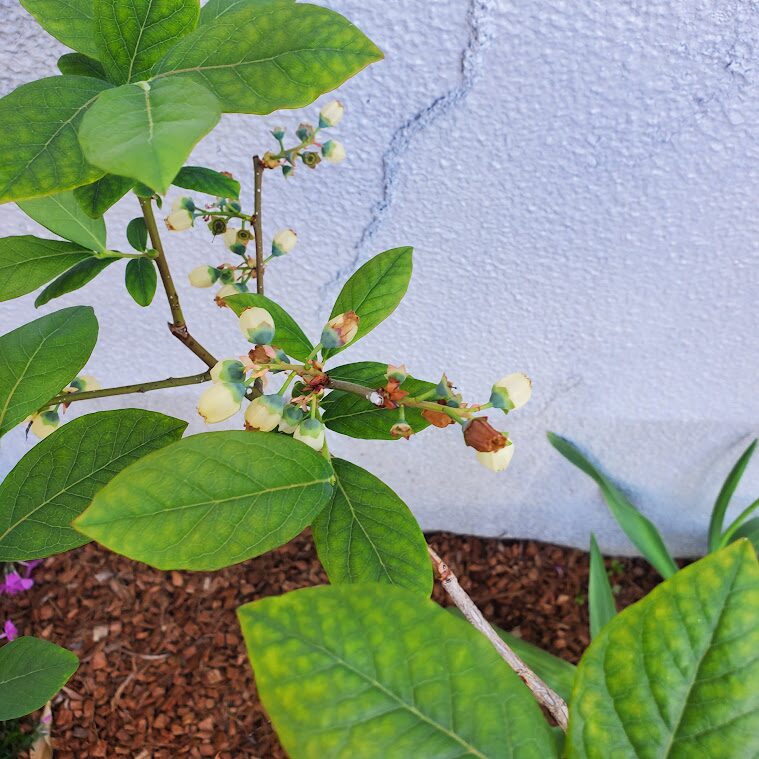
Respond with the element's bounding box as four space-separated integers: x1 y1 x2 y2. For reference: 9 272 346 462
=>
19 559 43 577
0 571 33 595
1 619 18 641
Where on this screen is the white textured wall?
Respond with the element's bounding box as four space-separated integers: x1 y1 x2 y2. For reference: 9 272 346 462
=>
1 0 758 556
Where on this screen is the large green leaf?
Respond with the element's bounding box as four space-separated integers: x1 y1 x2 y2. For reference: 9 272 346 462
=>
19 0 99 58
568 541 759 758
312 458 431 595
78 78 221 194
199 0 294 24
0 76 112 204
548 433 678 579
0 410 186 561
94 0 200 84
57 53 108 80
0 637 79 721
0 307 98 438
226 293 313 361
75 431 333 570
18 191 107 251
125 257 157 307
35 256 117 308
239 583 557 759
709 439 757 552
74 174 134 219
173 165 240 199
588 533 616 639
153 3 383 114
324 247 413 359
447 609 576 703
0 236 94 303
321 362 433 440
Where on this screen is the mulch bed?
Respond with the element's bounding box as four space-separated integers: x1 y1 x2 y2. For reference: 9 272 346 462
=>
3 532 661 758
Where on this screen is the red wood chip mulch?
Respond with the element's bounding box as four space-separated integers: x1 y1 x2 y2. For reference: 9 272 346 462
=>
3 531 661 758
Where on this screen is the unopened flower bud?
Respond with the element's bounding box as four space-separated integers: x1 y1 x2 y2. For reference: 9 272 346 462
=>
390 421 413 439
27 410 61 439
296 122 314 142
301 151 321 168
245 393 285 432
282 165 294 178
271 126 285 141
217 267 236 284
321 140 346 163
208 218 227 236
319 100 344 128
490 373 532 411
239 307 275 344
224 227 251 255
278 404 305 434
463 417 507 453
321 310 359 349
211 359 246 384
68 374 101 393
215 283 248 306
476 441 515 472
294 418 326 450
189 265 220 288
271 228 297 257
386 364 408 383
165 197 195 231
197 382 244 423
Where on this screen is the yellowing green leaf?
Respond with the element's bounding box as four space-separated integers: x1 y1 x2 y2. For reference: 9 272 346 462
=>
20 0 99 58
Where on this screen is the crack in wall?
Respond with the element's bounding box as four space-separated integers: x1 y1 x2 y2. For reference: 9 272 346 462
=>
324 0 495 294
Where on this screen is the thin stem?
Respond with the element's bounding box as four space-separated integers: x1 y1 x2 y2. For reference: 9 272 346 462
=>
252 156 265 295
48 372 211 406
139 197 218 369
326 378 383 404
426 544 569 731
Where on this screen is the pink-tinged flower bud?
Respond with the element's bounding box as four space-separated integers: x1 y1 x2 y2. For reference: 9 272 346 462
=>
210 359 246 385
189 265 220 288
27 410 60 439
215 283 248 306
271 228 297 257
239 307 275 344
165 197 195 231
67 374 101 393
294 418 326 451
319 100 345 128
490 372 532 411
197 382 244 423
320 310 359 349
476 441 515 472
390 421 413 439
321 139 346 163
244 394 285 432
278 404 305 434
386 364 408 383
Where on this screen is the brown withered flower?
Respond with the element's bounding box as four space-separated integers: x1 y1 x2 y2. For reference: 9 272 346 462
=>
463 417 507 452
380 379 408 409
421 407 455 428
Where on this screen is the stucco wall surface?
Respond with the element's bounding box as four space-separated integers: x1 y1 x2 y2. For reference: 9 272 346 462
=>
0 0 757 556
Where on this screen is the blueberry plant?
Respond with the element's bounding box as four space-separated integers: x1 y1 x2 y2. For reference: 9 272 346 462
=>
1 2 758 757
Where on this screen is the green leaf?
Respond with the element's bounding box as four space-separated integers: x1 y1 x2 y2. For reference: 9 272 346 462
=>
0 306 98 438
446 609 576 703
94 0 200 84
154 3 383 114
226 294 313 361
0 76 112 204
709 439 757 552
35 257 117 308
324 247 413 359
239 583 557 759
321 362 433 440
0 637 79 720
588 533 616 639
728 518 759 554
19 0 99 58
74 431 334 570
548 433 678 579
0 410 186 561
78 78 221 194
57 53 108 80
18 191 107 251
721 498 759 548
173 166 240 199
126 218 149 251
125 257 157 307
0 236 94 303
312 458 431 595
568 541 759 758
199 0 294 25
74 174 134 219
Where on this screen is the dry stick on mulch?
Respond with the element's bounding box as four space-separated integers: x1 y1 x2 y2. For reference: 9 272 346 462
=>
427 544 570 731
